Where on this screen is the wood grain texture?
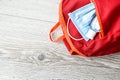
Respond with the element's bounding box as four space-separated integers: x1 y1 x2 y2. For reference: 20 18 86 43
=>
0 0 120 80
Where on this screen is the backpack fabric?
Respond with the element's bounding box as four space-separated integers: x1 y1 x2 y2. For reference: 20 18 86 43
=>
49 0 120 57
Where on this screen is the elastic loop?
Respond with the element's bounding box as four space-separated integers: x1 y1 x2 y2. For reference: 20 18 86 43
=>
49 22 65 42
90 0 93 2
67 18 83 41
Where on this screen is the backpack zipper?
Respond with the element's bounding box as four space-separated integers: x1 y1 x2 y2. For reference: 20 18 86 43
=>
91 0 104 38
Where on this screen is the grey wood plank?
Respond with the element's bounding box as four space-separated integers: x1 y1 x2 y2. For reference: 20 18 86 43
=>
0 0 60 22
0 58 120 80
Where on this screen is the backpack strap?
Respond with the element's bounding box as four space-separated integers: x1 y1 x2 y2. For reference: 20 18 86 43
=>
49 22 65 42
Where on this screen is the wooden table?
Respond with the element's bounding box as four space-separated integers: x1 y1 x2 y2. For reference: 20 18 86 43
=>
0 0 120 80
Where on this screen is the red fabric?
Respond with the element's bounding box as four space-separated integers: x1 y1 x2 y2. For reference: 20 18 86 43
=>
61 0 120 56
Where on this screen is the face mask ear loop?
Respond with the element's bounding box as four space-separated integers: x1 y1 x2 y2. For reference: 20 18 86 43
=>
67 17 83 41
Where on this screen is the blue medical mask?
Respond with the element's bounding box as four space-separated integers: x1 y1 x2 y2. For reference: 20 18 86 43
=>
68 3 100 41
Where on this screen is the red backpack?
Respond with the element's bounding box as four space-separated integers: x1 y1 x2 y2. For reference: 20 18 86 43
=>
49 0 120 57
